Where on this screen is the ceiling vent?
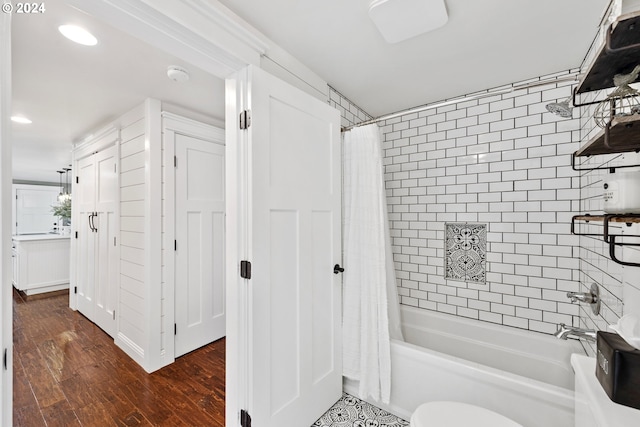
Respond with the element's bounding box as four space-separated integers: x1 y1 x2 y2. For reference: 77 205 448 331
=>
368 0 448 44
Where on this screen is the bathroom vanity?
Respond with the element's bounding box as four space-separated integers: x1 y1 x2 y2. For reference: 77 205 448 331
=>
12 233 71 295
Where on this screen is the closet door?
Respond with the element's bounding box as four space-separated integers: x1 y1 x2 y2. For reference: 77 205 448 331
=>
76 155 97 319
92 145 119 337
174 133 225 357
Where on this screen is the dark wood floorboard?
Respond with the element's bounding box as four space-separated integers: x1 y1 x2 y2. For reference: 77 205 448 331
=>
12 288 225 426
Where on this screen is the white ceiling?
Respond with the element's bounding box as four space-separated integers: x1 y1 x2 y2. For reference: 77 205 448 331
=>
11 1 225 183
219 0 609 117
12 0 610 182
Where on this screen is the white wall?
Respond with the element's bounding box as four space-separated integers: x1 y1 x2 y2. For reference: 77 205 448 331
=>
381 71 582 334
1 10 12 427
116 104 148 366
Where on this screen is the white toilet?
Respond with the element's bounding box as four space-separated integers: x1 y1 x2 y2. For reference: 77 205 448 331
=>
410 401 522 427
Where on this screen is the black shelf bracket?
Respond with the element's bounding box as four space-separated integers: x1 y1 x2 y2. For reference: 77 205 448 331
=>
609 235 640 267
572 214 640 267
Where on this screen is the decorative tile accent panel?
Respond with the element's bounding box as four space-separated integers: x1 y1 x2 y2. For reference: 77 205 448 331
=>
313 393 409 427
381 69 583 334
445 223 487 284
328 85 373 128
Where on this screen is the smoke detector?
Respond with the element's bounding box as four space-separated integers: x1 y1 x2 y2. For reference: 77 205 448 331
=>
167 65 190 83
369 0 448 44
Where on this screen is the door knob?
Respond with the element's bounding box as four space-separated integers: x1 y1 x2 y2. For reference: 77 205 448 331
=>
333 264 344 274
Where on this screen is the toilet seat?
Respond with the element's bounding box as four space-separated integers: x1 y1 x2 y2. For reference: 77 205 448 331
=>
410 401 522 427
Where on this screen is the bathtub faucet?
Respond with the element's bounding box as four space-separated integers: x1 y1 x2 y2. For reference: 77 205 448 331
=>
566 291 597 304
554 323 597 342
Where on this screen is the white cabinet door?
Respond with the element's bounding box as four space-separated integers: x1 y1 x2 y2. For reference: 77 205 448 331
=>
93 145 119 336
234 66 342 427
75 144 119 337
174 134 225 357
76 155 97 319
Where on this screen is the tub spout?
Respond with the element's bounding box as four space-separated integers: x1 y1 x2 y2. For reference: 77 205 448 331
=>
566 291 596 304
554 323 597 343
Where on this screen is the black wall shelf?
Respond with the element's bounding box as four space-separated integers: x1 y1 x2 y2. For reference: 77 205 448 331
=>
576 11 640 96
571 214 640 267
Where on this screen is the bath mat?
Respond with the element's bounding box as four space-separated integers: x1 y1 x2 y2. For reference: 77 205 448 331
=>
312 392 409 427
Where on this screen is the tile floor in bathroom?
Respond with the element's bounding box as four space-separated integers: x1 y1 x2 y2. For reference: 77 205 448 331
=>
313 393 410 427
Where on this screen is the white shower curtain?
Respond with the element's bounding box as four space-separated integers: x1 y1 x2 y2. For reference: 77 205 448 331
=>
342 123 403 404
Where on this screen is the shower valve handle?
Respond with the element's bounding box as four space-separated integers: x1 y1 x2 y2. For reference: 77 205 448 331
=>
333 264 344 274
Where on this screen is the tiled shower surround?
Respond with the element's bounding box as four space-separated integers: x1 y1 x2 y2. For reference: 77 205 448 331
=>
380 70 583 334
329 85 373 129
332 67 639 340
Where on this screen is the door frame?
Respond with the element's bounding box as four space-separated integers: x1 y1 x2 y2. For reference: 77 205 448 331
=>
162 112 225 364
1 9 13 427
3 1 331 424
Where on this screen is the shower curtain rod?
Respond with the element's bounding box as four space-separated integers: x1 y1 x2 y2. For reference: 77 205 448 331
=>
341 73 580 132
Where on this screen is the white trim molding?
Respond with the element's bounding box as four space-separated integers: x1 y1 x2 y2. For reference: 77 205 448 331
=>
65 0 265 78
0 8 12 427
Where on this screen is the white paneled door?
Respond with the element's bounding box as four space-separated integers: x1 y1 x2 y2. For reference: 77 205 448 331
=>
233 66 342 427
76 154 97 320
75 144 118 337
92 146 119 336
175 133 226 357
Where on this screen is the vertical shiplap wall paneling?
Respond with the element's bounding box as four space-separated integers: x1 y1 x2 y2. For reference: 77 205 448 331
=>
116 103 149 367
145 99 163 371
160 121 170 363
381 70 583 334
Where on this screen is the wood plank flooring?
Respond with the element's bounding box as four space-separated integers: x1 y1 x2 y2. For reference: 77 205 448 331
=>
12 288 225 426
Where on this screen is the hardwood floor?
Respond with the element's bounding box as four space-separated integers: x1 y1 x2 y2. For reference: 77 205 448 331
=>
12 288 225 426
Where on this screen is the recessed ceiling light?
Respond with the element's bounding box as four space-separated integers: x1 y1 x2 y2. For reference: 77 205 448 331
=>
58 25 98 46
11 116 32 124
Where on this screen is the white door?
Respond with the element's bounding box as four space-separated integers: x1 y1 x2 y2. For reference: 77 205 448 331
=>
232 66 342 427
93 145 119 336
76 154 96 319
175 134 226 357
15 187 60 234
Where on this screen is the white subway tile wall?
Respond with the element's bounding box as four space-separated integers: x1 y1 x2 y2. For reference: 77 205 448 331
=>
575 90 640 355
380 70 583 335
329 59 639 342
328 85 373 128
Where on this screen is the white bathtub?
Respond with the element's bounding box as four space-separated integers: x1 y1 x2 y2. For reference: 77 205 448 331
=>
344 306 585 427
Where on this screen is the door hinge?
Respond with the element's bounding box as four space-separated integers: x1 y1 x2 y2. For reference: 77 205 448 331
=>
114 164 117 173
113 311 116 320
75 231 78 239
114 237 116 246
74 286 77 294
240 409 251 427
174 155 177 168
239 110 251 130
240 260 252 279
174 240 177 251
76 176 79 184
174 323 177 335
3 348 6 370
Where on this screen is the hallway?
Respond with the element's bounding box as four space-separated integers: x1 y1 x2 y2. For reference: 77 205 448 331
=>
12 288 225 426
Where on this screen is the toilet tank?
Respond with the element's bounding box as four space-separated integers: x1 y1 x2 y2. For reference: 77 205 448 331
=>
572 354 640 427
